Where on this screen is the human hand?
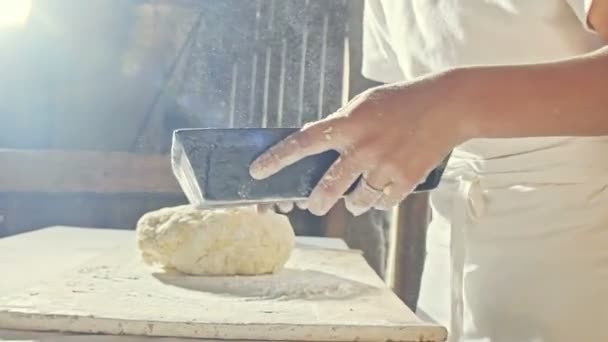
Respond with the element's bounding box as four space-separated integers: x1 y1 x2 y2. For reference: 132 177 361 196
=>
256 201 308 214
250 71 467 216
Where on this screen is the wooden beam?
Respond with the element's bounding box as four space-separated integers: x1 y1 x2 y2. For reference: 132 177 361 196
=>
0 149 181 194
0 192 187 237
387 192 430 310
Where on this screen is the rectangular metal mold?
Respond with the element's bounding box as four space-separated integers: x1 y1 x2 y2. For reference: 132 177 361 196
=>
171 128 449 208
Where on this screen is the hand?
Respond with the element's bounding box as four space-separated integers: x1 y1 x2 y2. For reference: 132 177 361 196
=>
256 201 308 214
250 70 468 216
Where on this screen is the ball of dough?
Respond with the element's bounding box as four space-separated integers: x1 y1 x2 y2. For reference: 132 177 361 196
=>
136 205 295 276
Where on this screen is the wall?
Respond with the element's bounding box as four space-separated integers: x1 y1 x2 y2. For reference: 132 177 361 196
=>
0 0 349 237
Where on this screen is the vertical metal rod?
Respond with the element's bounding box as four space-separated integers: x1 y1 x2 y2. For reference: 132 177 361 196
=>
297 0 310 126
341 25 350 107
249 55 258 124
262 49 271 128
262 0 276 128
277 38 287 127
317 14 329 120
229 63 238 128
249 0 263 125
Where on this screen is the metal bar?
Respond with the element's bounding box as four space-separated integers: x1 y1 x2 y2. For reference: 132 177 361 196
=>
297 0 310 126
229 63 238 128
277 39 287 126
317 14 329 120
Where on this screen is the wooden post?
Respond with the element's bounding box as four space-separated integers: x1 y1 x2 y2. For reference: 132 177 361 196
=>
386 192 430 310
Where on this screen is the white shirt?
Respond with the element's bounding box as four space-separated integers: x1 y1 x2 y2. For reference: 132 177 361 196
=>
363 0 599 82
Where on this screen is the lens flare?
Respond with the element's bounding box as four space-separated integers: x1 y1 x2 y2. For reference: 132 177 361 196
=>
0 0 32 28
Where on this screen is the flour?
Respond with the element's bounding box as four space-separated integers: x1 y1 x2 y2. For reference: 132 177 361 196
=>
323 126 333 140
153 268 376 301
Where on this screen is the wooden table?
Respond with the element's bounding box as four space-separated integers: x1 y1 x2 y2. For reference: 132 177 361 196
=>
0 226 351 342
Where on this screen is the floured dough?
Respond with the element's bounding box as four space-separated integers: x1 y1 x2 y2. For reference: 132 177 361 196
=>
136 205 295 276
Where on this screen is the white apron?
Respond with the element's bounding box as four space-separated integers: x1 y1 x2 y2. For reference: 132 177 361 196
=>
416 137 608 342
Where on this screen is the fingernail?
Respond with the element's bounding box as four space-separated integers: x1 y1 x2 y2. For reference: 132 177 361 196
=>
307 199 328 216
308 205 326 216
296 200 308 210
345 201 368 216
249 157 271 179
351 207 367 216
309 208 329 216
373 204 391 211
277 202 294 213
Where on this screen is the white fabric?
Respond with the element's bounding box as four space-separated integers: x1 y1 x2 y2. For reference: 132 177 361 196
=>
565 0 596 31
362 1 608 341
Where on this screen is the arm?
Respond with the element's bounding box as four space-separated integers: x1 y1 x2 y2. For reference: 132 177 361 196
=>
250 47 608 216
456 0 608 140
589 0 608 39
456 45 608 141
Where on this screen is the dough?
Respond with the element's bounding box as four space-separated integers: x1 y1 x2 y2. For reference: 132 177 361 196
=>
136 205 295 276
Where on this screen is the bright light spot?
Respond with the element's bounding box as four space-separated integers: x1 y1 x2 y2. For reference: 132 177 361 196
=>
510 185 535 192
0 0 32 28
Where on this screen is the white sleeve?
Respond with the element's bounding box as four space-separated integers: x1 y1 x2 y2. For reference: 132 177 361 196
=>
361 0 404 84
565 0 596 32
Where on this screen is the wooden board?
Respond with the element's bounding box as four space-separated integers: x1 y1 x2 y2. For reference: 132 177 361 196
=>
0 237 446 342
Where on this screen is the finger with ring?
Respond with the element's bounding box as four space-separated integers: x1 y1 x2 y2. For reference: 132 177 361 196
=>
345 170 393 216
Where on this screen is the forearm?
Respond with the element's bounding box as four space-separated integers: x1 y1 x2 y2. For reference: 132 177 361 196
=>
453 46 608 141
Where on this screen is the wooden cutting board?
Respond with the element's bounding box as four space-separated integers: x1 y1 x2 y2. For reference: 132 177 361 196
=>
0 237 446 342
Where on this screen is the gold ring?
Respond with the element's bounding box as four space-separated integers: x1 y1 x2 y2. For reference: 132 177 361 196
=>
361 177 393 196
